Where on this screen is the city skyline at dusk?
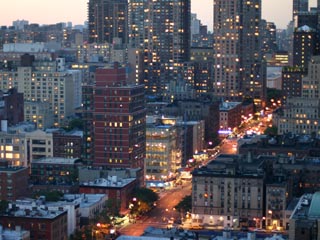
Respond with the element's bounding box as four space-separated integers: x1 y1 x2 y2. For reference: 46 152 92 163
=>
0 0 317 29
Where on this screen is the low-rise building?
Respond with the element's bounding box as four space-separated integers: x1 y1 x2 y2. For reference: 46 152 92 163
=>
0 225 30 240
30 157 82 193
289 192 320 240
219 102 242 135
63 194 108 226
0 161 29 201
79 177 137 215
191 154 265 229
0 201 68 240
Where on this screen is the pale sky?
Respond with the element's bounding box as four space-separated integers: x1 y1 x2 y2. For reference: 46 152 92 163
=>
0 0 317 29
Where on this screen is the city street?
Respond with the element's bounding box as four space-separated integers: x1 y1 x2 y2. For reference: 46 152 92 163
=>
119 182 192 236
118 116 268 237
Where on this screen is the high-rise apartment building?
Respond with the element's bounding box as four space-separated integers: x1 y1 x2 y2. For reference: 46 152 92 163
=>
293 0 309 18
213 0 266 106
293 25 317 70
92 64 146 169
88 0 128 44
88 0 190 95
128 0 191 95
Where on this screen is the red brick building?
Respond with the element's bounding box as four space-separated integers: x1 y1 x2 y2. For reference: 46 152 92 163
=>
93 64 146 169
0 161 29 201
79 177 137 214
0 206 68 240
0 88 24 127
52 130 83 159
219 102 242 133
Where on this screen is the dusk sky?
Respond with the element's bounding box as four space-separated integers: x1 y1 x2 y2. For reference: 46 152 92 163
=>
0 0 317 30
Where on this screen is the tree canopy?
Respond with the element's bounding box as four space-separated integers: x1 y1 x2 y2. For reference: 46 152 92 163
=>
174 195 191 213
131 187 159 205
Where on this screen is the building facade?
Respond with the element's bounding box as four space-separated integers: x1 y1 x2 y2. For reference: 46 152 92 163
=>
92 64 146 169
213 0 266 106
191 154 264 229
88 0 128 44
128 0 191 95
145 116 182 186
0 204 68 240
0 162 29 201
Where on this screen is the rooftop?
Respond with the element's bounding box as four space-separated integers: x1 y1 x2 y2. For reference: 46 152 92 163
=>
3 200 67 219
81 176 136 188
32 157 81 165
63 194 107 208
290 193 320 219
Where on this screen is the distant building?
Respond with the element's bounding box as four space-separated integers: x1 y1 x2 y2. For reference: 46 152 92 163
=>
293 25 317 70
52 130 83 159
128 0 191 95
281 67 306 101
88 0 128 44
276 56 320 137
0 58 82 127
0 88 24 126
213 0 266 105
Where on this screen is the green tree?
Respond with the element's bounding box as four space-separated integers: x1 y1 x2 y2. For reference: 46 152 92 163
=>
264 126 278 136
0 200 9 214
131 187 159 206
64 118 84 131
267 88 283 106
105 199 121 217
175 195 192 213
33 190 63 202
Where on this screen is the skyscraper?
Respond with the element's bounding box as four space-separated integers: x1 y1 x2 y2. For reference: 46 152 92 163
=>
213 0 266 105
293 0 309 18
88 0 128 44
128 0 191 95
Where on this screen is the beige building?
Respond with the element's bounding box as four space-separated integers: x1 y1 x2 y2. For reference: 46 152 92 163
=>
24 101 53 129
265 183 287 231
0 123 53 167
0 59 82 127
276 97 320 136
276 56 320 137
191 154 264 228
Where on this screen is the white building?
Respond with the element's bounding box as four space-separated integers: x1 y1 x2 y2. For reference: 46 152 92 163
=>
63 194 108 222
